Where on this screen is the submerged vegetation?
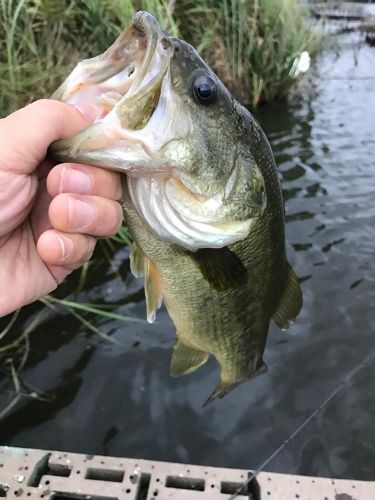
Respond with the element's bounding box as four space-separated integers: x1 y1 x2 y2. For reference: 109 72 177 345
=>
0 0 319 116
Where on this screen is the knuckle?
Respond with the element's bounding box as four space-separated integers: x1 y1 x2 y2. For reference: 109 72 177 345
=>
35 98 52 107
29 99 55 113
28 99 70 120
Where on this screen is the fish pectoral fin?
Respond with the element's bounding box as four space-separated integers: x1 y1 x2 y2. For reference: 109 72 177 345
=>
272 262 303 330
130 242 144 278
189 247 247 292
170 340 209 377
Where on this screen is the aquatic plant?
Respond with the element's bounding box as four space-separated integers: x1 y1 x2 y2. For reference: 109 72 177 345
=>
0 0 318 116
0 0 174 115
175 0 320 108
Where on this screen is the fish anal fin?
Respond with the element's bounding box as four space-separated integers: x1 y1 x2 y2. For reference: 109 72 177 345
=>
144 258 163 324
170 340 209 377
190 247 247 292
272 262 303 330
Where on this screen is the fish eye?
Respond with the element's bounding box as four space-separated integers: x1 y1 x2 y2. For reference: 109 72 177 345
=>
192 75 217 105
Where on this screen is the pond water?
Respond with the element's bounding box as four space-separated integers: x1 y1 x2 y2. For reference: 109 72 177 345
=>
0 32 374 481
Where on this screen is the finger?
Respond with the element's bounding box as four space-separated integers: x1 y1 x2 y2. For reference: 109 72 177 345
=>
49 193 123 237
37 230 96 268
0 100 100 174
47 163 122 200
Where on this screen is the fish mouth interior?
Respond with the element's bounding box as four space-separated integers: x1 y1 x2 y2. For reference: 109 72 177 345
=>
51 12 172 125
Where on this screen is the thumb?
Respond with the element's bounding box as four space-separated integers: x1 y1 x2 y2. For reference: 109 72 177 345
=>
0 99 99 175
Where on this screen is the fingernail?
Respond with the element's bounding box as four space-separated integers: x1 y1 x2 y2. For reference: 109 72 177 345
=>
68 198 96 229
73 103 101 123
57 234 73 261
86 237 97 259
60 166 92 194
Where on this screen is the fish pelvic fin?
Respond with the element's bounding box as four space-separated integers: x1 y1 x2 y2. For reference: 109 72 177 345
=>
203 360 268 407
272 262 303 330
130 242 163 323
170 339 209 377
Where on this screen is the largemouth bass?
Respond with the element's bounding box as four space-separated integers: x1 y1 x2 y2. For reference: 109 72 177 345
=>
49 12 302 404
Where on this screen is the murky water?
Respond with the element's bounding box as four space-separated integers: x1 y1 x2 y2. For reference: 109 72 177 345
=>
1 32 374 480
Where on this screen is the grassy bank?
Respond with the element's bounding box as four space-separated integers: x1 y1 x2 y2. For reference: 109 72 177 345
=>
0 0 319 116
176 0 320 107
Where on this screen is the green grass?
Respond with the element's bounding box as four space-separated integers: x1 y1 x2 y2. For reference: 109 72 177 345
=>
0 0 176 115
0 0 319 116
175 0 321 108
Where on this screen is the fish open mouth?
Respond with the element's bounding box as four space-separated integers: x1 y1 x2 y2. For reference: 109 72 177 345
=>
51 11 173 139
49 12 264 251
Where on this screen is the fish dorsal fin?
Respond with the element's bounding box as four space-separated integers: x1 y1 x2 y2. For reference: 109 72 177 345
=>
170 339 209 377
189 247 247 291
272 263 303 330
129 242 144 278
130 242 163 323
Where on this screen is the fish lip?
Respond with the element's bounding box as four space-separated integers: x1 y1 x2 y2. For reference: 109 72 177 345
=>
132 11 164 39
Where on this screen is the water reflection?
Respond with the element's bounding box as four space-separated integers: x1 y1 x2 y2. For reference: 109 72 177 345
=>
1 32 375 480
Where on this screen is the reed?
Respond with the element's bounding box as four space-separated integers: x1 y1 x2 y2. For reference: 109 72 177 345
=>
0 0 173 115
0 0 318 116
176 0 320 108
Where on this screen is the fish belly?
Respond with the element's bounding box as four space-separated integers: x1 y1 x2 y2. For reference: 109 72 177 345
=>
122 192 277 390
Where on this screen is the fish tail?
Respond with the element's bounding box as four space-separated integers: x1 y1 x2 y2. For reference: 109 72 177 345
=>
202 382 236 407
203 360 268 407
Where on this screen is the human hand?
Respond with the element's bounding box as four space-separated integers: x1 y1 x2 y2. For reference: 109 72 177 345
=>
0 100 123 317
